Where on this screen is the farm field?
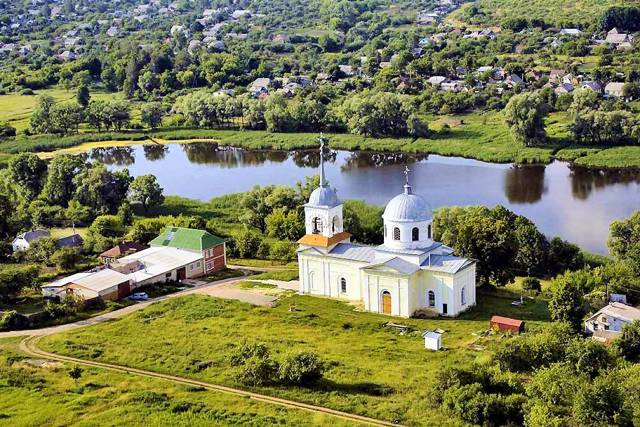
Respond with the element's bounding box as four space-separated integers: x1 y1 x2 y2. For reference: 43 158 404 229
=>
39 288 551 426
0 337 346 426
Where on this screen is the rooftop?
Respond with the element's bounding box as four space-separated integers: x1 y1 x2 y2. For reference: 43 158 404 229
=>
149 227 224 252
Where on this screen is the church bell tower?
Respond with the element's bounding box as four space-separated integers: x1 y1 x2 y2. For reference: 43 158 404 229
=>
298 135 350 250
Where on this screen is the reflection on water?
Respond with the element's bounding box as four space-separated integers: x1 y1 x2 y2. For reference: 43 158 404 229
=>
570 166 640 200
504 165 547 204
97 142 640 253
143 144 168 161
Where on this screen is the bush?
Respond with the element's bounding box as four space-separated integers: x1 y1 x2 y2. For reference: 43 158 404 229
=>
230 342 270 366
614 320 640 362
522 277 541 293
269 241 297 262
0 122 16 139
0 310 29 331
51 246 79 270
278 352 324 386
235 356 279 386
19 88 35 95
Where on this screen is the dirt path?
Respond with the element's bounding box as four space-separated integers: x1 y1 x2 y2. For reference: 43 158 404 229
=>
18 334 396 427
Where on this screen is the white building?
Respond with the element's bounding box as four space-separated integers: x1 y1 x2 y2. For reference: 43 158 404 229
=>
585 302 640 337
423 331 442 350
297 140 476 318
12 230 50 252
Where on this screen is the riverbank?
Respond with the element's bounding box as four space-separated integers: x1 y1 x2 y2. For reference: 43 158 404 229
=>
1 111 639 169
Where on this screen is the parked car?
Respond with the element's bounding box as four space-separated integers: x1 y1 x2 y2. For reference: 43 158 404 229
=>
129 292 149 301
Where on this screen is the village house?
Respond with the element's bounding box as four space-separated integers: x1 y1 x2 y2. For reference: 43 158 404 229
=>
297 143 476 318
40 228 226 302
554 83 574 95
604 82 625 98
581 81 602 93
585 302 640 344
11 230 50 252
248 77 272 97
559 28 582 37
99 241 149 264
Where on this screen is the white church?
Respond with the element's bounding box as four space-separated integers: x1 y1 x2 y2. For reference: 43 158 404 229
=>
297 141 477 318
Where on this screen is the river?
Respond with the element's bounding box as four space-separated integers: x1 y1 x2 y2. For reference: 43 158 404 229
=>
88 142 640 254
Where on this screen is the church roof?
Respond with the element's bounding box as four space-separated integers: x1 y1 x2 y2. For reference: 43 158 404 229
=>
382 184 432 223
421 254 474 274
377 242 442 256
306 185 340 208
363 257 420 275
327 243 377 262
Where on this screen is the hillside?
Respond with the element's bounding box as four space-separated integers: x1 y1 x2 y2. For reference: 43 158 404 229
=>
451 0 640 27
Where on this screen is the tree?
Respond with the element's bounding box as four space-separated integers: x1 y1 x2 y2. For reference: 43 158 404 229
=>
548 271 587 330
50 102 84 134
76 85 91 108
572 374 631 427
233 228 262 258
89 215 125 238
8 153 47 199
30 95 55 134
265 208 303 241
67 366 83 386
608 211 640 275
73 164 132 214
614 320 640 362
41 154 84 207
25 237 58 266
0 122 16 139
0 264 39 302
140 102 164 129
128 174 164 212
51 247 78 270
504 92 548 146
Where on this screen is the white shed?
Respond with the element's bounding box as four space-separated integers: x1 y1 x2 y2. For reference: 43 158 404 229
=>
422 331 442 351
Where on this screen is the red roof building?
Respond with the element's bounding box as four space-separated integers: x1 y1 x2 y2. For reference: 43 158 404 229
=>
99 242 149 264
490 316 524 334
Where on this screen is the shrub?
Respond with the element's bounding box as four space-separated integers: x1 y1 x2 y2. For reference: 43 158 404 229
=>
522 277 541 293
19 88 35 95
278 352 325 386
0 311 29 331
235 356 279 386
0 122 16 139
229 342 270 366
269 241 297 262
614 320 640 362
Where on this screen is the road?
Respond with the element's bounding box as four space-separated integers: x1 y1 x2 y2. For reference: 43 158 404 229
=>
4 274 398 426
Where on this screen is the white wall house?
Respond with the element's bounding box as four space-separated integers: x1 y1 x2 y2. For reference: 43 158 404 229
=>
297 141 476 318
585 302 640 336
12 230 50 252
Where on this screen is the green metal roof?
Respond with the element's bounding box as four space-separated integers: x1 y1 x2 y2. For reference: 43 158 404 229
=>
149 227 225 251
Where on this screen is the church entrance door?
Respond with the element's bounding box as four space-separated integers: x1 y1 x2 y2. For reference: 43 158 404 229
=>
382 291 392 315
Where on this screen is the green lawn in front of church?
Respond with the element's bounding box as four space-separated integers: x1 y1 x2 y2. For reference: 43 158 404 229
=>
39 286 550 426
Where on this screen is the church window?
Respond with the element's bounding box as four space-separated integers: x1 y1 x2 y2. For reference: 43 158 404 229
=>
312 217 323 234
384 225 387 237
412 227 419 241
428 224 432 239
340 277 347 293
428 290 435 307
393 227 400 240
332 215 340 233
461 288 466 305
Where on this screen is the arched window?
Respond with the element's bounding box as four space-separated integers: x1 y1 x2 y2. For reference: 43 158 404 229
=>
412 227 419 241
461 287 466 305
428 224 432 239
384 225 387 238
428 290 435 307
332 216 340 233
312 217 323 234
340 277 347 293
393 227 400 241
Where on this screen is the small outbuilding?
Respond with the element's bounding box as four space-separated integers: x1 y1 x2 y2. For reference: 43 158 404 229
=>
490 316 524 334
422 331 442 350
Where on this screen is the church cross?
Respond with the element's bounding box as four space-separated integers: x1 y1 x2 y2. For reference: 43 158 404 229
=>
404 165 410 185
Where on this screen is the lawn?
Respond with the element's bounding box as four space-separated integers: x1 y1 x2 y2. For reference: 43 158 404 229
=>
39 288 551 426
0 337 346 426
0 87 121 132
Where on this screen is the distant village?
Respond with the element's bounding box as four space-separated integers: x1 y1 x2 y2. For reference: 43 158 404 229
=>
1 0 635 102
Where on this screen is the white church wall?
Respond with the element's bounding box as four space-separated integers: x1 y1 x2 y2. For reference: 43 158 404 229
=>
383 219 434 250
304 205 343 237
327 259 364 301
365 273 410 317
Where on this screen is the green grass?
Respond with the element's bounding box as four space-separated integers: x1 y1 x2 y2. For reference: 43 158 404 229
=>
49 227 89 240
572 146 640 169
0 87 121 132
249 270 300 281
0 337 345 426
39 289 550 426
237 281 278 290
227 258 299 269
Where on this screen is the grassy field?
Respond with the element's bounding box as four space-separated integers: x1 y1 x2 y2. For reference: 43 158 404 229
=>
39 287 551 426
0 337 346 426
0 88 122 132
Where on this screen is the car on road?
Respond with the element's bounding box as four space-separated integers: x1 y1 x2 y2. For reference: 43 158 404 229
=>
129 292 149 301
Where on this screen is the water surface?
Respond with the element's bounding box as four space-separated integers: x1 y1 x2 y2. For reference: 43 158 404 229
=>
92 143 640 254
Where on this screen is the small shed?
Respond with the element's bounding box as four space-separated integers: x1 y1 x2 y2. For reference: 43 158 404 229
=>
422 331 442 351
490 316 524 334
